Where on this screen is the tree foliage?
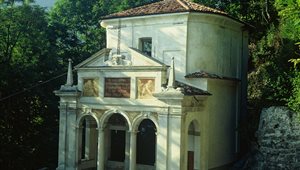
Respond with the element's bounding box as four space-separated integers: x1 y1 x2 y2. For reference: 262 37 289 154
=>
0 3 61 170
49 0 106 63
273 0 300 112
275 0 300 41
48 0 159 64
0 0 160 169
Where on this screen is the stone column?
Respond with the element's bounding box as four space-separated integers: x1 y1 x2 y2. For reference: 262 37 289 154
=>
156 113 168 170
153 89 184 170
54 58 80 170
86 120 97 160
57 103 67 170
125 131 130 170
76 126 83 170
129 130 137 170
97 128 105 170
66 106 78 170
167 114 182 170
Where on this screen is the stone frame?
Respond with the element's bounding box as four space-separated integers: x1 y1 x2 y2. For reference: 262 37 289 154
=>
104 77 131 98
137 78 155 99
82 78 100 97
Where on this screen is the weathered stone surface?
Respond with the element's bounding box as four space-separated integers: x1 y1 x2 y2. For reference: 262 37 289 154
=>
238 107 300 170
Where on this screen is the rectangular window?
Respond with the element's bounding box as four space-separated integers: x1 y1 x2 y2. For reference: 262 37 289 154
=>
139 38 152 57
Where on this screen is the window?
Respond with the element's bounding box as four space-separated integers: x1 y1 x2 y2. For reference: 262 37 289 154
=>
139 38 152 56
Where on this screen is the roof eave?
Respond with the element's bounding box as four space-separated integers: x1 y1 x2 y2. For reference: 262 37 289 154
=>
101 11 190 21
101 11 251 29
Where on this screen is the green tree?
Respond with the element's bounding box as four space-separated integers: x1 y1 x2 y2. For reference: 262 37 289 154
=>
49 0 107 64
0 3 61 169
275 0 300 41
49 0 160 65
274 0 300 112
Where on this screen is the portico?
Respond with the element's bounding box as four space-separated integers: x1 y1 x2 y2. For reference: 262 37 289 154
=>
75 110 159 170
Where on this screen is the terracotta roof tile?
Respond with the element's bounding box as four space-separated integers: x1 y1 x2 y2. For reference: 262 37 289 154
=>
185 71 240 81
162 80 211 96
179 0 227 15
176 81 211 96
102 0 227 19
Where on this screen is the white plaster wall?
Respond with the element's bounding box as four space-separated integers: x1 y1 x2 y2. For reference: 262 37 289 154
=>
186 13 244 79
102 12 246 84
168 115 182 170
102 13 189 81
185 78 208 91
183 108 210 170
206 80 238 168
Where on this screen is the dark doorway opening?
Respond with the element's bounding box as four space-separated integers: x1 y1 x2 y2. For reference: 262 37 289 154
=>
188 151 194 170
137 119 156 165
107 113 128 164
78 116 98 169
109 130 125 162
187 120 200 170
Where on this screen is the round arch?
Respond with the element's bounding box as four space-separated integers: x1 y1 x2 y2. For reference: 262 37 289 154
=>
76 112 100 128
132 113 158 167
187 119 200 133
100 109 132 131
132 113 158 132
76 112 99 170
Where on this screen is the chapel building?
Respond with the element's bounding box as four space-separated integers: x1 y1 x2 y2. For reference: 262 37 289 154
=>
55 0 249 170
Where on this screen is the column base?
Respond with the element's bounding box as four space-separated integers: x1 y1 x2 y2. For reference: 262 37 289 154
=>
56 165 65 170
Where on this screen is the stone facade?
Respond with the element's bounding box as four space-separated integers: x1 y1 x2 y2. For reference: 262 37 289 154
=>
54 0 249 170
252 107 300 170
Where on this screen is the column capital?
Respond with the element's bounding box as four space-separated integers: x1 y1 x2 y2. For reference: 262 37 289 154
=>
76 125 83 129
96 127 105 131
128 130 138 134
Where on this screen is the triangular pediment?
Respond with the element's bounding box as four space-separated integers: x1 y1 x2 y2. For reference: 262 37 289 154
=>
75 48 112 68
75 48 165 69
127 48 164 66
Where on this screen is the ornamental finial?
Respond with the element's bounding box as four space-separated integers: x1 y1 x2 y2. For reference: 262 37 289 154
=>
66 58 73 86
167 57 176 89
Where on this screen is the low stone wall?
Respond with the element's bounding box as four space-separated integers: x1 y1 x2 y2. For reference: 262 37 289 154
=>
253 107 300 170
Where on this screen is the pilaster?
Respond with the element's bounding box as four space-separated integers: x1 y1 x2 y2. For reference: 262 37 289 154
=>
97 128 105 170
156 114 168 170
56 103 67 170
129 130 137 170
154 87 185 170
66 106 78 170
54 85 80 170
125 131 130 170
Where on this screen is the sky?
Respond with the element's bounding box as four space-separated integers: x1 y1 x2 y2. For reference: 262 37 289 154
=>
35 0 55 8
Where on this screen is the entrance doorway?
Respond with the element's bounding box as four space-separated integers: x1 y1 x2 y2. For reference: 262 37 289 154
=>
110 130 125 161
136 119 156 169
105 113 129 169
188 151 194 170
187 120 200 170
78 115 98 170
